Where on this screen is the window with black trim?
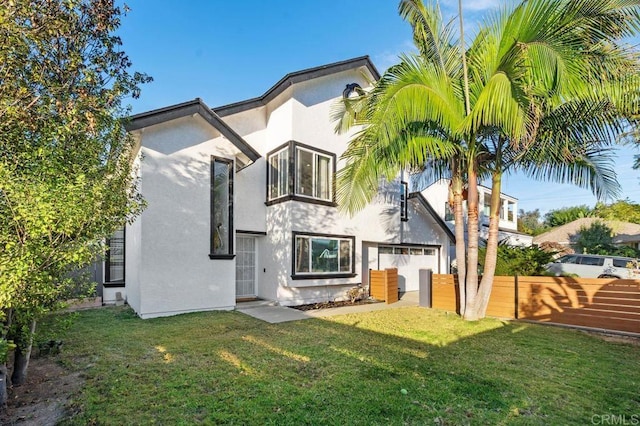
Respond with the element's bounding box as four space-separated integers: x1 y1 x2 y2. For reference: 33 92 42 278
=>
268 146 289 200
267 142 335 205
210 156 234 259
293 232 355 278
106 227 125 283
400 181 408 221
444 202 454 221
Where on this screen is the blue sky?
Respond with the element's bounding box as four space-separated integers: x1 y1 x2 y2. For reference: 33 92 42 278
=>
118 0 640 215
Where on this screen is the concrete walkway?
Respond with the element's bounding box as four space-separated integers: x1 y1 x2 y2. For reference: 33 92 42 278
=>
236 291 419 324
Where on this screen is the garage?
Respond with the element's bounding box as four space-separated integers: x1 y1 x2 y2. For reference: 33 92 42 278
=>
378 245 440 292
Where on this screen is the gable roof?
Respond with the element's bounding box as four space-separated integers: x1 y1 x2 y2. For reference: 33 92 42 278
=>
125 98 260 163
408 192 456 242
533 217 640 245
212 56 380 117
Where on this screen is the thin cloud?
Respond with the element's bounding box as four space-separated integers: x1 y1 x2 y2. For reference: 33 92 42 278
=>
373 40 418 73
440 0 501 14
464 0 502 12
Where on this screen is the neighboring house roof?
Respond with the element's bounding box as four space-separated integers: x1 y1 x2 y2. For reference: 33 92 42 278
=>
213 56 380 117
533 217 640 246
125 98 261 164
408 192 456 242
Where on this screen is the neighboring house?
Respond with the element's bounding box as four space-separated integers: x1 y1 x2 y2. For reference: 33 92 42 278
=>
421 179 533 259
101 57 455 318
533 217 640 251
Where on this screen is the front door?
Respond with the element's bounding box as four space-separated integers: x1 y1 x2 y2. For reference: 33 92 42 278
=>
236 236 257 298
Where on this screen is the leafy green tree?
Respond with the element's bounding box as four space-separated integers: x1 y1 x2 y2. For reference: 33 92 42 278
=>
574 221 614 254
544 205 594 228
479 244 556 276
0 0 150 404
574 221 640 257
594 199 640 224
518 209 547 235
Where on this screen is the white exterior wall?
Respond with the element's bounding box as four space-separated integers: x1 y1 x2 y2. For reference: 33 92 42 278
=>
235 158 267 233
129 116 240 318
420 180 450 219
223 69 451 305
126 63 457 313
123 198 142 310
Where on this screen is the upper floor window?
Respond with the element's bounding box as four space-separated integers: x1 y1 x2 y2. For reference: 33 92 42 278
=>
483 192 517 223
210 156 234 259
444 202 454 221
269 147 289 200
483 193 491 216
400 181 408 221
506 201 516 222
267 141 335 206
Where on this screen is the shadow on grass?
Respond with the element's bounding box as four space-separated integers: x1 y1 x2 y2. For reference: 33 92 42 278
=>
52 306 640 425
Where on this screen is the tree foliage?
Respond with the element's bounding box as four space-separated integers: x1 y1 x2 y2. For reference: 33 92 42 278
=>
574 221 614 254
0 0 150 396
544 205 593 228
479 244 555 276
517 209 547 235
574 221 640 257
593 199 640 224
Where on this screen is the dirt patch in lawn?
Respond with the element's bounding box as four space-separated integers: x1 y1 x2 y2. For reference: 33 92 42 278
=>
291 298 381 311
590 332 640 346
1 356 83 426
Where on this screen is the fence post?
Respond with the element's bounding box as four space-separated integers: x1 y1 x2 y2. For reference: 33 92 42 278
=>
514 275 519 320
383 269 389 304
418 269 432 308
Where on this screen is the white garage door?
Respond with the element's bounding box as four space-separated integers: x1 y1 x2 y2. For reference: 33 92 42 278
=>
378 246 439 292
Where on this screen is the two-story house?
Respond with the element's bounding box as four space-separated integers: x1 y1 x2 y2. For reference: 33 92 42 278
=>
100 57 456 318
421 179 532 260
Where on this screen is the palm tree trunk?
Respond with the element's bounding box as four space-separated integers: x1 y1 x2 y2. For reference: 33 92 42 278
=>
451 164 467 316
463 160 480 320
476 170 503 318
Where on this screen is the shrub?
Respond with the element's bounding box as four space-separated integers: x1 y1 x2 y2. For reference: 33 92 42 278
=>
479 244 556 276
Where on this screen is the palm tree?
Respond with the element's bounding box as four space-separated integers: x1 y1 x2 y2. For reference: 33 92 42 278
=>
463 0 640 318
334 0 640 320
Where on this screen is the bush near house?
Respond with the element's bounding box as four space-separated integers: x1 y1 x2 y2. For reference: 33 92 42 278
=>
479 244 555 276
576 221 640 258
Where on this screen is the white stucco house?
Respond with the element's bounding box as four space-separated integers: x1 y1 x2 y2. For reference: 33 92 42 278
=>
101 57 455 318
420 179 533 258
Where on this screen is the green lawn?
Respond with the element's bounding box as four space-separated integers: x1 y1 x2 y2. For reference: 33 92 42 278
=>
48 306 639 425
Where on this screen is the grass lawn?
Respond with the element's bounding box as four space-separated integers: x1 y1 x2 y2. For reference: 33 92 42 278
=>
46 306 639 425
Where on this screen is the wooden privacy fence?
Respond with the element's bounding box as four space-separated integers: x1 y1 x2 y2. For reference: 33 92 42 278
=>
431 274 640 334
370 268 399 304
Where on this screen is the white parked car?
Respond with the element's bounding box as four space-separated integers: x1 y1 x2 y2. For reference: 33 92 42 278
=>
545 254 640 279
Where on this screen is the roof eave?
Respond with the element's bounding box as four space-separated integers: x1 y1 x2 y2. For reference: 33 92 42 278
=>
213 56 380 117
124 98 260 163
408 192 456 243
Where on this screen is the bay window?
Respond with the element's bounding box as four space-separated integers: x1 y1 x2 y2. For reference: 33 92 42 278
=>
267 141 335 205
268 147 289 200
292 232 355 279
